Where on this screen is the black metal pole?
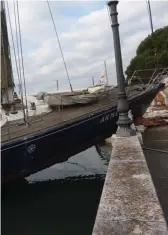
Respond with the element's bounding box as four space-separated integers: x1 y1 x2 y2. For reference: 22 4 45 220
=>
108 1 135 137
147 1 154 35
146 0 158 68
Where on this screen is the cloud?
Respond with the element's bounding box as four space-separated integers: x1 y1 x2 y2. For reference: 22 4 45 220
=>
6 1 168 94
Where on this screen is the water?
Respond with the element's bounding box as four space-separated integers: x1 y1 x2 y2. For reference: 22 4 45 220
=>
2 126 168 234
142 126 168 223
2 146 110 235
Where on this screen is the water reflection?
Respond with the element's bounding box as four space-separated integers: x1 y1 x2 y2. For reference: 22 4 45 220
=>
2 146 110 235
26 146 109 183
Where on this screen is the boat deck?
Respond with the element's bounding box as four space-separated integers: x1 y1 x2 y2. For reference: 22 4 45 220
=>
1 86 147 143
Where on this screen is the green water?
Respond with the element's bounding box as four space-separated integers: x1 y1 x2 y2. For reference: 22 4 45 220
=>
2 146 110 235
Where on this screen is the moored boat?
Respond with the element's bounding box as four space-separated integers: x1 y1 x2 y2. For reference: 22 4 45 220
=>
1 81 165 183
1 1 167 183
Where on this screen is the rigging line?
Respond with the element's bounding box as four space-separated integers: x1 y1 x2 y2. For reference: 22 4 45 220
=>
5 1 25 117
3 2 15 91
16 0 29 118
145 0 158 68
1 1 11 107
13 0 27 123
46 0 73 92
6 1 20 85
6 3 26 122
13 0 22 88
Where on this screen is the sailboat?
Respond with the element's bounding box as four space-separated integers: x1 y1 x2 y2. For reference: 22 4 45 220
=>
87 61 114 94
1 1 166 183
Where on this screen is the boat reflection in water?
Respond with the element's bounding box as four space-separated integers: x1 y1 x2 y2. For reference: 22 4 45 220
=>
2 146 110 235
26 146 109 182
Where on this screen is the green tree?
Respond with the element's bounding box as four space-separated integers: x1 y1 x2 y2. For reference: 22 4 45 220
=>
125 26 168 79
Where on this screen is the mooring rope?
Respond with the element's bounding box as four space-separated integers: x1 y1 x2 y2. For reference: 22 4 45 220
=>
143 146 168 154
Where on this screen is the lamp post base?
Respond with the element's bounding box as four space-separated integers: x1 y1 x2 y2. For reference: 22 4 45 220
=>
116 112 136 137
116 126 136 137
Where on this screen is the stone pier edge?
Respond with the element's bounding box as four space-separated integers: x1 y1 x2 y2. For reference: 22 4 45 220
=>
92 135 168 234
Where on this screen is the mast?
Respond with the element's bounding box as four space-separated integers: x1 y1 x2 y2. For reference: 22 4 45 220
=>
104 61 109 85
146 0 154 39
1 1 15 105
92 76 95 86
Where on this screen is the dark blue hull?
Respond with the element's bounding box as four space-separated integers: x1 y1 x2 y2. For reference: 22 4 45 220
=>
1 84 163 182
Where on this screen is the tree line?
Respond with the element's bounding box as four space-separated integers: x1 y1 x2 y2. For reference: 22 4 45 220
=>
125 26 168 80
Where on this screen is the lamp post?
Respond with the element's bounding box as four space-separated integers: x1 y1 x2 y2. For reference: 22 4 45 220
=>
108 1 136 137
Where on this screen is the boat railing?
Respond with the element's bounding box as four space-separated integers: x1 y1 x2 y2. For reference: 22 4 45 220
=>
129 67 168 86
151 68 168 84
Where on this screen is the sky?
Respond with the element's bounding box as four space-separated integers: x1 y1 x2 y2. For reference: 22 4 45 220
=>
6 0 168 94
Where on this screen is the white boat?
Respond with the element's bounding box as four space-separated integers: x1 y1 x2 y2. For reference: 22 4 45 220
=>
43 93 97 107
88 84 114 94
0 94 52 127
88 84 106 93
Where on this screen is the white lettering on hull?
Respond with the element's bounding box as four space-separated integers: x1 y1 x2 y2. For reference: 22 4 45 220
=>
100 111 118 124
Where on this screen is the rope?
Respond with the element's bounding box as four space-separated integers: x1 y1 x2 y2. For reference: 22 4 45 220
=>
16 1 29 118
13 0 27 124
46 0 73 92
6 1 25 117
6 2 19 85
143 147 168 154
